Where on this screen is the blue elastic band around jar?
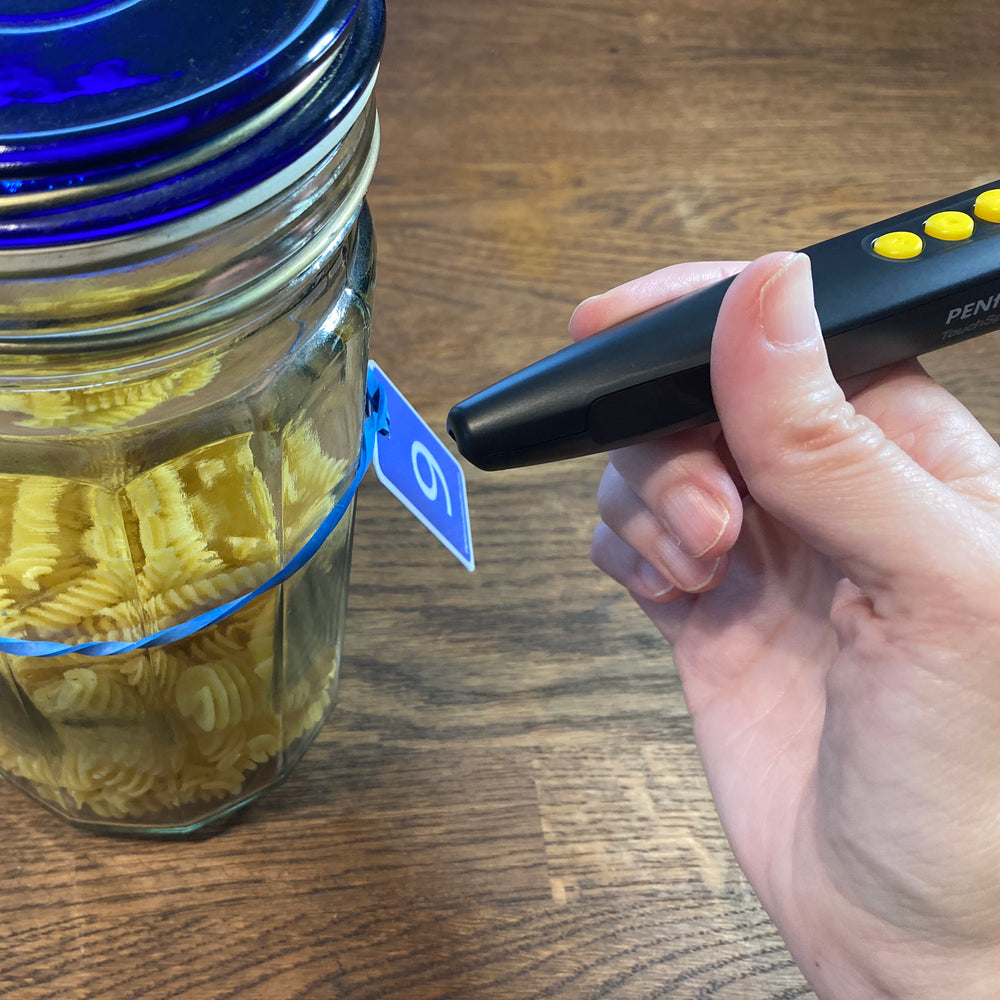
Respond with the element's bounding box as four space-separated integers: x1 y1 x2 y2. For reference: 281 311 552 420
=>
0 368 390 660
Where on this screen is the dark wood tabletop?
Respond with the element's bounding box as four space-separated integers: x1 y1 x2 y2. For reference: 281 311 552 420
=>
2 1 998 997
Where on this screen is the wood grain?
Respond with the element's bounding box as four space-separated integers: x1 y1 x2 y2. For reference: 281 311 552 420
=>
2 0 999 997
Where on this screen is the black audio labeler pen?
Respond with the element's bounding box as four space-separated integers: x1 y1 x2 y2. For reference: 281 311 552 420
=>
447 180 1000 471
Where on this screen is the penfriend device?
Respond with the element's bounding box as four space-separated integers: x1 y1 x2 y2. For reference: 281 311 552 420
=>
447 181 1000 471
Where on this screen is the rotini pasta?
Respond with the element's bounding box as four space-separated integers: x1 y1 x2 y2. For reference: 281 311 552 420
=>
32 667 146 721
0 379 354 826
0 359 221 431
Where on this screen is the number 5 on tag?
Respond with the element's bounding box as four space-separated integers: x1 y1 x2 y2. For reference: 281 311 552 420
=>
369 361 475 571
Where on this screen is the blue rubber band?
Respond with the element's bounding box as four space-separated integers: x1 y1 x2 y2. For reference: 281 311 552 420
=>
0 368 390 659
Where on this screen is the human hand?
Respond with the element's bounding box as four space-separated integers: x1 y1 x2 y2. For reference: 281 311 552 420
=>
573 252 1000 999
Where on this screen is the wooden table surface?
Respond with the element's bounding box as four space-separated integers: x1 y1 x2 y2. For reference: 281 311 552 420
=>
2 1 999 997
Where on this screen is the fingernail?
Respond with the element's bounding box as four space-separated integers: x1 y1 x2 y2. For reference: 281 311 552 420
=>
657 538 721 592
638 559 675 598
760 252 822 348
659 485 730 558
569 294 603 331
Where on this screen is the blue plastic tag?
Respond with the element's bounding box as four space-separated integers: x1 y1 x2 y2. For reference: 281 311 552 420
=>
369 361 475 571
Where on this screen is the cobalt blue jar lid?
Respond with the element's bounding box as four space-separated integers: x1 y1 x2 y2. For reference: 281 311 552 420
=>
0 0 385 246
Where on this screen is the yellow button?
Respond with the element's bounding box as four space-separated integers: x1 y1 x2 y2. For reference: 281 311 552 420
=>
872 231 923 259
924 210 975 241
973 189 1000 223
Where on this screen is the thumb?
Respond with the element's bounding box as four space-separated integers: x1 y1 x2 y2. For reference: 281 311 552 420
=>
711 251 989 603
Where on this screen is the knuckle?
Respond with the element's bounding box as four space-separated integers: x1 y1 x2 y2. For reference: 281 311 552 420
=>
755 398 887 483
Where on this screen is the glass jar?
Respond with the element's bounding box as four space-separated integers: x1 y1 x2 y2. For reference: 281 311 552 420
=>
0 0 385 833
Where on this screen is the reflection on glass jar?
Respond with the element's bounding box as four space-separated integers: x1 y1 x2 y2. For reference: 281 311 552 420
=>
0 0 385 833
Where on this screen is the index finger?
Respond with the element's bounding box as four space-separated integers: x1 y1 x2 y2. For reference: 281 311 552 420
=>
569 260 748 342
